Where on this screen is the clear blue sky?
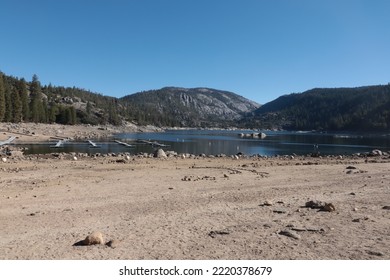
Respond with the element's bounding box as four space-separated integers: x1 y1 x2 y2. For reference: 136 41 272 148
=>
1 0 389 104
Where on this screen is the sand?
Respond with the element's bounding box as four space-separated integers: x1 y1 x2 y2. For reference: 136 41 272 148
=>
0 124 389 260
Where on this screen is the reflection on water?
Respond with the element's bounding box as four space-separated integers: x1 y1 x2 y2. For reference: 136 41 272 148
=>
20 130 390 156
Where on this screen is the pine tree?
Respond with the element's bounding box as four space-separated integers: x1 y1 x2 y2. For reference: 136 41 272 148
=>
30 74 45 123
12 86 22 122
18 79 30 121
4 80 13 122
0 73 5 121
48 104 58 123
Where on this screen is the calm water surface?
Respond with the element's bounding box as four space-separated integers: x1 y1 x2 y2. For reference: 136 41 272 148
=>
21 130 390 156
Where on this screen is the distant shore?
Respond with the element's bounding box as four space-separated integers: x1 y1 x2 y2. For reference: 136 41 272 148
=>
0 122 163 144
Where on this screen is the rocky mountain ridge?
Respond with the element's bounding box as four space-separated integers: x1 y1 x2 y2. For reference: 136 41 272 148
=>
121 87 260 127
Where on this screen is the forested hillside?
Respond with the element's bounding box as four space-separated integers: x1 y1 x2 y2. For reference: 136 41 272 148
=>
2 70 390 132
0 72 122 125
245 85 390 131
0 71 258 127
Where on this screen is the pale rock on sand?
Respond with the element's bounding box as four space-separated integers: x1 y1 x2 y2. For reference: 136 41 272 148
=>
154 149 167 158
83 231 105 245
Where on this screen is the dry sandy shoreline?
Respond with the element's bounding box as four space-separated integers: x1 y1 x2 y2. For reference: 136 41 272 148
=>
0 123 389 260
0 122 162 144
1 154 389 260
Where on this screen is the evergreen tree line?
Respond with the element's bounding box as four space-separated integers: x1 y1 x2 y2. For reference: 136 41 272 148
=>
0 72 120 125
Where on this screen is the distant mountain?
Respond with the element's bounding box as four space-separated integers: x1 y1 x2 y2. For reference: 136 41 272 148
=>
243 85 390 131
120 87 260 127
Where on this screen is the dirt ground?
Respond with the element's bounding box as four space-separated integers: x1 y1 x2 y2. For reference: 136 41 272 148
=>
1 152 389 260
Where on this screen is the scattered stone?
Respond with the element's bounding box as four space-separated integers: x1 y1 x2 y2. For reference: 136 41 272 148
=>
352 218 361 222
73 156 78 161
83 231 105 245
291 227 306 232
182 176 192 181
382 206 390 210
279 230 301 240
366 250 384 257
370 149 383 156
305 200 326 209
349 192 356 195
223 174 229 178
305 200 335 212
8 150 24 157
273 209 287 214
154 149 167 158
1 158 7 163
106 239 120 249
263 200 273 206
306 228 324 232
346 166 357 169
322 203 336 212
208 230 230 238
353 207 358 211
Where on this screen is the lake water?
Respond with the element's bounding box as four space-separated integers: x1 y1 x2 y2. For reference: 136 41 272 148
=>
20 130 390 156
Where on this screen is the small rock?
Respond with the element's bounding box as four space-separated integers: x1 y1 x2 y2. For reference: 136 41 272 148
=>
73 156 78 161
305 200 335 212
263 200 273 206
346 166 357 169
371 149 383 156
273 209 287 214
291 227 307 232
305 200 326 209
83 231 104 245
106 239 120 248
279 230 301 240
223 174 229 178
182 176 191 181
208 230 230 238
322 203 336 212
382 206 390 210
366 250 384 257
1 158 7 163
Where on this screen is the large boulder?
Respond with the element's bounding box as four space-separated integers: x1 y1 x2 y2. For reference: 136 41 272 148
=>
154 149 167 158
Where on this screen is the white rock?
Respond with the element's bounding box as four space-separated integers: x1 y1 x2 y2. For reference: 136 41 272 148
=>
1 158 7 163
